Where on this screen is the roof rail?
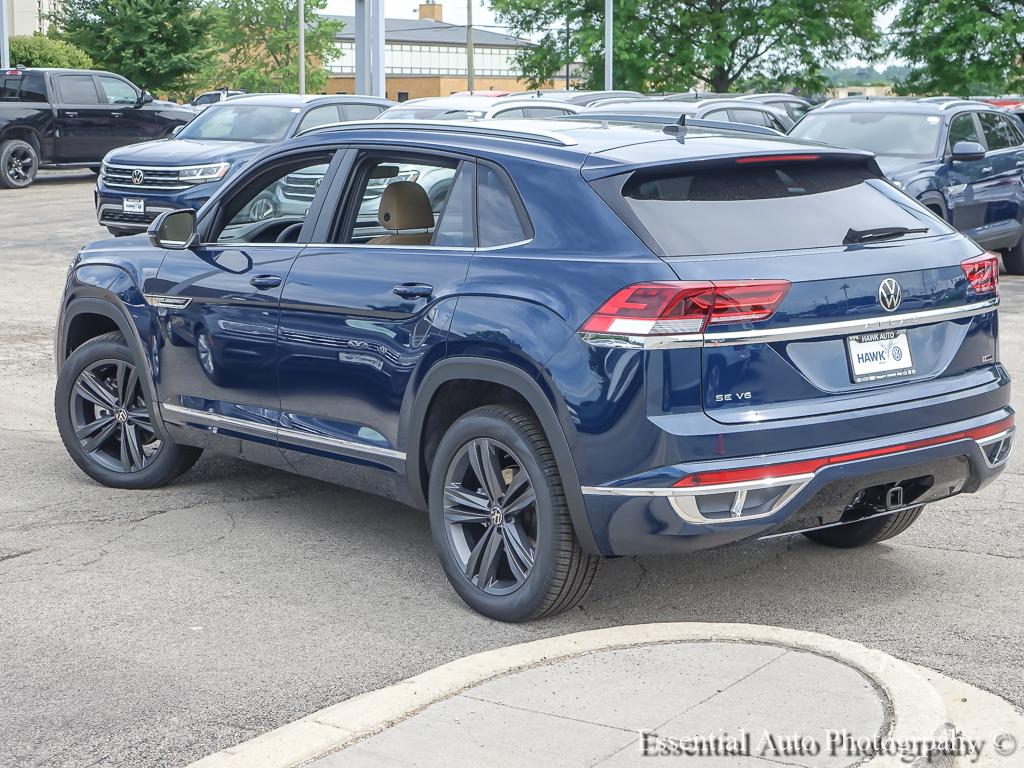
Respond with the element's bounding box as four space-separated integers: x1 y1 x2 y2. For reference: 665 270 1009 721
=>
296 119 578 146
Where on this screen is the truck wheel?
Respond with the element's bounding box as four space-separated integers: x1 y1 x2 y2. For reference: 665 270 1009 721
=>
0 139 38 189
803 506 923 548
1003 240 1024 275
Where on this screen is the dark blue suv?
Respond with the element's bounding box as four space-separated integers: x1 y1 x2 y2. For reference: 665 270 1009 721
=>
95 93 393 236
790 98 1024 273
55 119 1013 621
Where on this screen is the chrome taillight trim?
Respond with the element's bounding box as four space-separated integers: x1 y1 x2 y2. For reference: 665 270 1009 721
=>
579 297 998 350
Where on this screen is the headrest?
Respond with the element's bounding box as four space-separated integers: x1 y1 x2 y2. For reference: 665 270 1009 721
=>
377 181 434 231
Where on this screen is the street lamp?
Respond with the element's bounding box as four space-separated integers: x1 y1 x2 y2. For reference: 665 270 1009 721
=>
298 0 306 95
604 0 612 90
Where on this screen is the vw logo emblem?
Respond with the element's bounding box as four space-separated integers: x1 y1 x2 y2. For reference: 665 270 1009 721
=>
313 176 322 192
878 278 902 312
131 169 145 185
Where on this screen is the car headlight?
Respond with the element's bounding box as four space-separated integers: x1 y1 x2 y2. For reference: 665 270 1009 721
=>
178 162 230 184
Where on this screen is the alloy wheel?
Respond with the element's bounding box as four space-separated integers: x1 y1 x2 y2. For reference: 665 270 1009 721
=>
443 437 538 596
6 146 34 183
69 358 162 473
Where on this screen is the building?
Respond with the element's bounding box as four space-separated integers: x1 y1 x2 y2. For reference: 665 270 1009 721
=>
3 0 56 37
828 85 894 99
323 2 542 101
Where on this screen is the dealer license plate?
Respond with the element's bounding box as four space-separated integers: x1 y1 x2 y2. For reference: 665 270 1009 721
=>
846 330 915 383
122 198 145 214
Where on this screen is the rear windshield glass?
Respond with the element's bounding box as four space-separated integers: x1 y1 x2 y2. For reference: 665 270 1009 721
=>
619 161 949 256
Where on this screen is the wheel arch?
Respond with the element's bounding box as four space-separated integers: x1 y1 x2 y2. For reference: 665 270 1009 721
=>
57 296 169 437
404 357 599 555
0 126 43 159
918 191 948 221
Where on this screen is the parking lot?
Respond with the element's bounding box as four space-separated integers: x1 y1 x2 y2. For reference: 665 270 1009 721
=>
2 173 1024 768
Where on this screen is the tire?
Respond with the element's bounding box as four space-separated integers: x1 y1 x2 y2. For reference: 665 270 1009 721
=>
1003 240 1024 275
106 227 136 238
55 332 202 489
803 506 923 548
0 139 39 189
428 405 599 622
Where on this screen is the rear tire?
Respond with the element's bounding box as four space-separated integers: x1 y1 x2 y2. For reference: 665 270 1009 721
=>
55 332 202 489
803 506 923 548
0 139 38 189
1002 240 1024 275
428 405 599 622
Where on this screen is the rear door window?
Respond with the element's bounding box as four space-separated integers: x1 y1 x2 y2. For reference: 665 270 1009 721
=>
298 105 342 133
18 72 46 102
341 103 385 121
615 160 949 256
56 74 100 104
979 112 1016 150
729 108 770 127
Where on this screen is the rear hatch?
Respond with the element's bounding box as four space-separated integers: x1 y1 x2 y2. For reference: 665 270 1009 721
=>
586 148 999 425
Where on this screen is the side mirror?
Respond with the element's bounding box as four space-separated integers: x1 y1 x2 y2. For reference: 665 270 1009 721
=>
148 209 198 250
140 90 154 105
951 140 986 162
170 125 183 137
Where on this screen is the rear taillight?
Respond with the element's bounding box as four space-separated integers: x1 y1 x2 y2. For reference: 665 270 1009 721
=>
961 253 999 295
580 280 790 336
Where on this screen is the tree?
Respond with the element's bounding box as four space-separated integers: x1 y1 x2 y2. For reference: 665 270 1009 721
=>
206 0 341 93
492 0 886 94
888 0 1024 95
9 34 92 69
49 0 213 95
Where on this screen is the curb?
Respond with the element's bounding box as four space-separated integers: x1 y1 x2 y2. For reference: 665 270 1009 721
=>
185 623 1018 768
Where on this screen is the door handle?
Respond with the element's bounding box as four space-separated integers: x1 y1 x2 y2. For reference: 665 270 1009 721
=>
250 274 282 290
982 166 994 174
111 112 123 118
65 111 78 118
393 283 433 300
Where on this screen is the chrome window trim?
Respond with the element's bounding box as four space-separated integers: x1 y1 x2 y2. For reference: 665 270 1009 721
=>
160 403 406 460
190 238 535 252
581 298 999 350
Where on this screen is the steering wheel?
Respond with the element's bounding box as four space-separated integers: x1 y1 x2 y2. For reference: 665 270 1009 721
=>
275 222 304 243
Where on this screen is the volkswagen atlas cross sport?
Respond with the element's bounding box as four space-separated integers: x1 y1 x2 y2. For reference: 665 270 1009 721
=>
54 119 1013 622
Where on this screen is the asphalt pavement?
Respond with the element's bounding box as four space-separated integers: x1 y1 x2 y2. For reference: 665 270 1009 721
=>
1 173 1023 768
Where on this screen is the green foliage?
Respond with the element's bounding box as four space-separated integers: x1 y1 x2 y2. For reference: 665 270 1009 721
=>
49 0 213 95
206 0 341 93
888 0 1024 96
493 0 886 94
9 34 93 69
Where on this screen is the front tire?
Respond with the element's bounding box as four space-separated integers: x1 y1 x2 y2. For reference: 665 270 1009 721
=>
428 405 599 622
1003 239 1024 275
0 139 38 189
55 332 202 489
803 506 923 548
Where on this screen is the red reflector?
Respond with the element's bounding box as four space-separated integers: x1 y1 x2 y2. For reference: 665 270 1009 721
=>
734 154 820 164
580 280 789 336
674 416 1014 487
961 253 999 295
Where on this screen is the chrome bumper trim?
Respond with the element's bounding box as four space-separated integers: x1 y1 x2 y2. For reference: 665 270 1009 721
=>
581 297 999 350
160 403 406 460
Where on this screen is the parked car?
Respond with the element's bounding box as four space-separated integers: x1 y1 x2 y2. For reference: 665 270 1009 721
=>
94 93 394 235
789 98 1024 272
54 119 1012 621
738 92 813 121
378 95 580 121
0 67 196 189
534 89 645 106
583 98 792 131
190 89 247 109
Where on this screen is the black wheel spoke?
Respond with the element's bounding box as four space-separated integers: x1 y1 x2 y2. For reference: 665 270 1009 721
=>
502 471 536 517
475 527 504 588
75 371 118 409
75 415 115 442
123 424 146 470
503 521 535 582
464 525 495 580
81 419 118 453
469 438 505 503
444 485 492 524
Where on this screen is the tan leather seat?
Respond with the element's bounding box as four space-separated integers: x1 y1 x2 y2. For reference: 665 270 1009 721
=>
368 181 434 245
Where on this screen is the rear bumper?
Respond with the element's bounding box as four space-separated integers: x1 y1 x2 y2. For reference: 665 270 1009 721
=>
580 408 1013 556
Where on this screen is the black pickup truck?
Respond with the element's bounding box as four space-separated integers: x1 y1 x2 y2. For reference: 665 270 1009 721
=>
0 67 196 188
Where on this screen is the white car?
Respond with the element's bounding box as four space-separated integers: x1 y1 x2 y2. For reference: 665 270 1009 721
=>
378 95 580 121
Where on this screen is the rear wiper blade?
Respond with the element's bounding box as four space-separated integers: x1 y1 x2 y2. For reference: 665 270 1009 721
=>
844 226 929 245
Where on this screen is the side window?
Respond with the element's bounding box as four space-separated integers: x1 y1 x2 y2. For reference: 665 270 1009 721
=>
704 109 729 122
477 163 531 247
1004 116 1024 145
194 93 220 105
341 104 386 121
729 108 770 127
979 112 1013 151
298 105 341 133
97 76 138 105
56 74 99 104
433 163 476 247
213 154 334 244
948 113 981 147
491 108 525 120
0 77 17 100
19 72 47 102
787 103 809 120
338 154 459 244
524 106 573 118
764 112 786 131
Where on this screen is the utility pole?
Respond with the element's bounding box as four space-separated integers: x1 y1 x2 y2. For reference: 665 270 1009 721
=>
564 17 570 89
355 0 369 94
466 0 475 92
603 0 612 90
370 0 385 98
1 0 10 70
298 0 306 94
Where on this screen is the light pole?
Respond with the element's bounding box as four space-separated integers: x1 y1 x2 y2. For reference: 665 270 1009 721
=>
603 0 612 90
1 0 10 70
298 0 306 95
466 0 475 92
